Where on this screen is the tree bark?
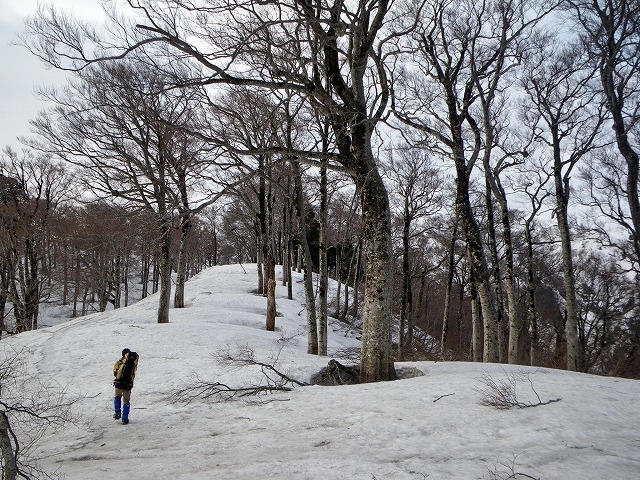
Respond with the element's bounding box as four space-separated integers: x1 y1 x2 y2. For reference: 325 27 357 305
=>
292 160 318 353
441 222 458 359
485 168 521 365
318 162 329 356
265 252 276 331
351 143 395 382
174 215 191 309
157 217 173 324
399 196 412 360
524 223 539 366
455 148 499 363
554 161 580 371
470 279 483 363
0 411 17 480
485 180 507 363
350 239 363 320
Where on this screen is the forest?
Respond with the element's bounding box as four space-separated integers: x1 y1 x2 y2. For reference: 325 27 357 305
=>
1 0 638 382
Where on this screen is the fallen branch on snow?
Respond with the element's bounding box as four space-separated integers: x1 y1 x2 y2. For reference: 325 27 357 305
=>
474 370 561 410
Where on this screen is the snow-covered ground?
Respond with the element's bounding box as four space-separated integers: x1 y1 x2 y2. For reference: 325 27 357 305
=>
2 264 639 479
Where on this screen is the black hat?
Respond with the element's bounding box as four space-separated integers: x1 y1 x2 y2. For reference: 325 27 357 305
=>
122 348 131 357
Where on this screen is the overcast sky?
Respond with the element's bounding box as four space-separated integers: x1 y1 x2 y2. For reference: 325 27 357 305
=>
0 0 103 151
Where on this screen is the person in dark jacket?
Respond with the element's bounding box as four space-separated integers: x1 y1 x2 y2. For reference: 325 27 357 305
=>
113 348 138 425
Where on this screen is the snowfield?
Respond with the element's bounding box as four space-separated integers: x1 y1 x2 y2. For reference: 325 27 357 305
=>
3 264 639 479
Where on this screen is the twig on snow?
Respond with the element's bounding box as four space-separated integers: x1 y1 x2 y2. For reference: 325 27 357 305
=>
433 393 455 403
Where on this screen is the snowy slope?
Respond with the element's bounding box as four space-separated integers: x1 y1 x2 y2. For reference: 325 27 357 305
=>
2 264 639 480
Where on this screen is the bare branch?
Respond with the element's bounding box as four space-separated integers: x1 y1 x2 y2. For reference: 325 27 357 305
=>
474 369 561 409
169 345 307 404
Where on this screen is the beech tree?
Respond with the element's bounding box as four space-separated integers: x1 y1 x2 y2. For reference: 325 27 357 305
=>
573 249 636 374
200 86 286 331
26 0 407 381
566 0 640 271
385 146 444 358
580 149 640 274
395 0 555 362
520 40 605 371
0 149 68 333
516 164 553 366
30 59 207 323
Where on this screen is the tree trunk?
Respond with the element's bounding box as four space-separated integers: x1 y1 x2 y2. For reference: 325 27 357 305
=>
451 118 499 363
486 168 521 365
114 251 121 309
399 199 412 360
552 127 580 371
485 180 507 363
265 252 276 331
174 214 191 309
417 266 428 335
281 203 289 287
264 167 277 331
62 248 68 305
292 160 318 354
524 223 539 366
318 163 328 356
556 187 580 371
0 411 17 480
460 196 499 363
441 223 458 359
256 230 264 295
341 280 350 322
352 144 395 382
296 244 303 273
334 251 342 318
0 263 9 337
470 281 483 363
124 259 129 307
502 204 520 365
157 218 173 324
258 157 267 295
595 3 640 268
152 254 160 294
71 255 80 318
350 239 362 320
141 253 149 299
287 236 293 301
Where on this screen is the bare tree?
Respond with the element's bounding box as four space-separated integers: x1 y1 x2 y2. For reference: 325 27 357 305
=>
201 86 290 330
0 348 75 479
25 0 408 382
30 59 215 323
573 249 638 374
0 150 69 333
395 0 555 363
516 165 553 366
385 146 444 358
566 0 640 270
440 217 459 359
318 128 330 357
520 40 605 371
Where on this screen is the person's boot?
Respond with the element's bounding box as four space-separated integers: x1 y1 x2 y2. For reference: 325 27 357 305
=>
113 397 121 420
122 403 130 425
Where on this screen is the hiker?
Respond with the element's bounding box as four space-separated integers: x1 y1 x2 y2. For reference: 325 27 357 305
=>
113 348 139 425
